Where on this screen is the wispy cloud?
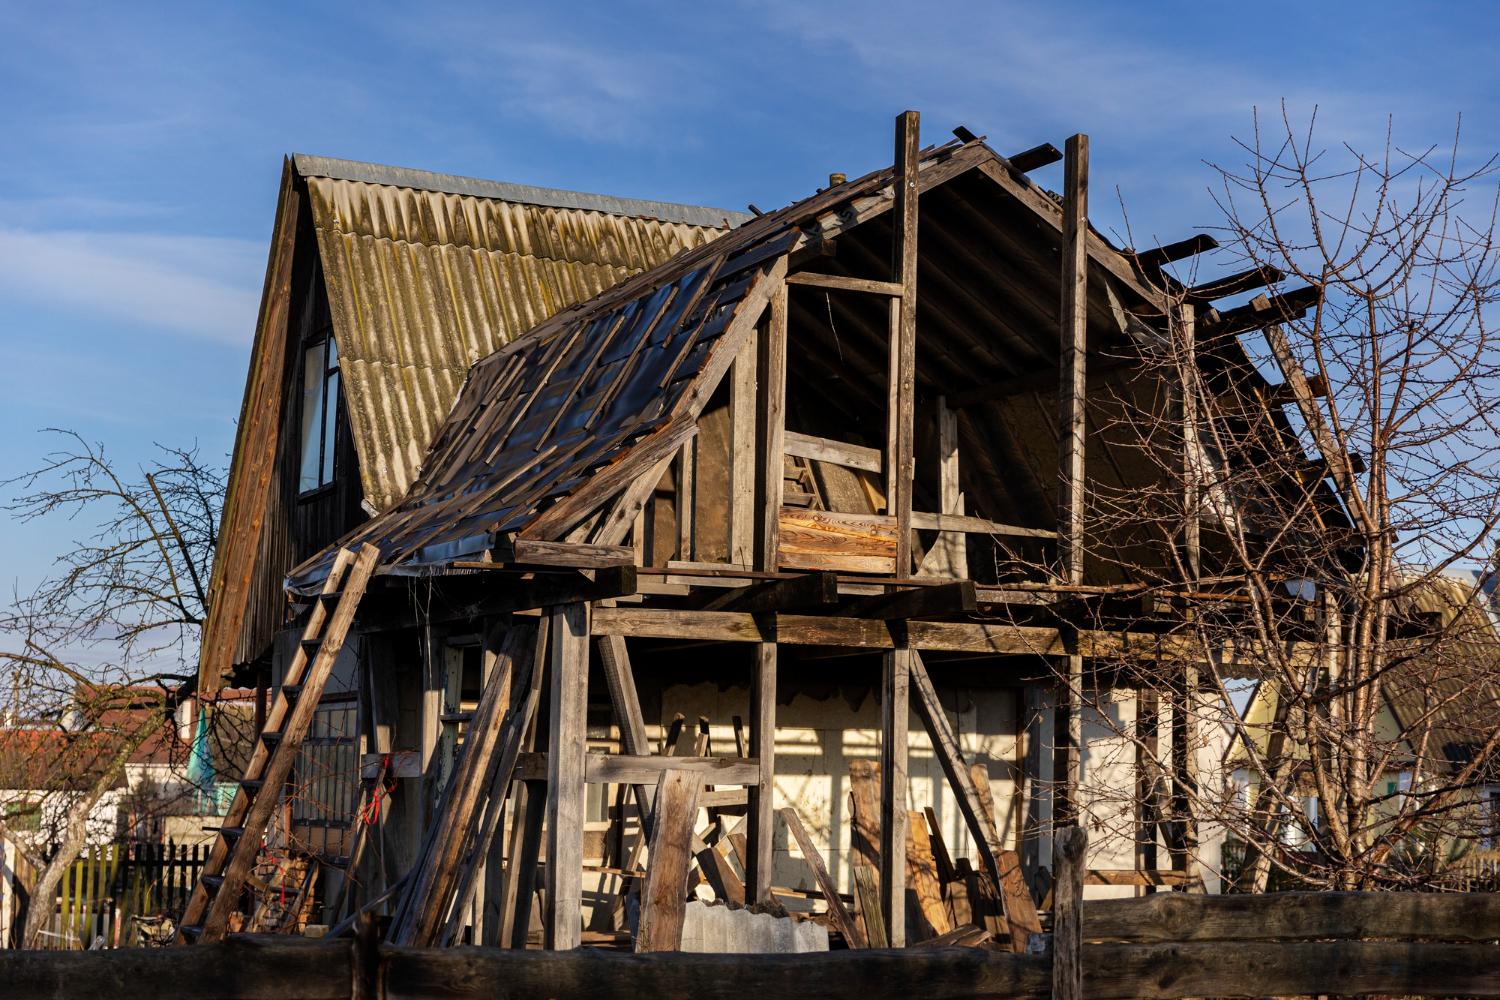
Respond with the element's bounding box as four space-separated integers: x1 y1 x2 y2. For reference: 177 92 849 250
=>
0 227 262 345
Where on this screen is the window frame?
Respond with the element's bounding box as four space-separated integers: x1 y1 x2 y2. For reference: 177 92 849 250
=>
297 332 342 498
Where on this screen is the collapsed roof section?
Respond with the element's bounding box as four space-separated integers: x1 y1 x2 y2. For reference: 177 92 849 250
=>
286 135 1210 593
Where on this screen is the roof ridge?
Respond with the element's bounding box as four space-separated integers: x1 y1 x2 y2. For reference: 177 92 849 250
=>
292 153 750 230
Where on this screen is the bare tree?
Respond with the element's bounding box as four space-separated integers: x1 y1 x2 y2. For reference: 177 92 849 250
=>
1075 106 1500 892
0 430 225 946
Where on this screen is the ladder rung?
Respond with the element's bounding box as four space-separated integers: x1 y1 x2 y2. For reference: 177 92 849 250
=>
281 683 303 701
300 638 323 656
219 826 245 841
240 778 264 793
202 874 224 891
317 590 344 603
260 731 283 747
179 924 203 940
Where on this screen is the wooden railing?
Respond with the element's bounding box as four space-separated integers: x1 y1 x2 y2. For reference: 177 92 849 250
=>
4 887 1499 997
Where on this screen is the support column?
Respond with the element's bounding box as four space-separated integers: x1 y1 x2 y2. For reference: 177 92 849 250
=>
889 109 919 574
755 283 788 571
544 602 590 949
880 647 911 946
1134 689 1160 894
1055 132 1089 831
747 642 777 903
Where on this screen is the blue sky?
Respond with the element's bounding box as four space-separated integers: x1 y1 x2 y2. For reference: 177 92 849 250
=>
2 0 1498 596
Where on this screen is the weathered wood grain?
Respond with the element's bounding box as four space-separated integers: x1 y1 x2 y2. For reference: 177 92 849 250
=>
635 769 704 952
777 508 898 574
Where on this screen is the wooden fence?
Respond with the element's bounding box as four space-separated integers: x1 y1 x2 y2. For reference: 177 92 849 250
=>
14 842 209 950
2 889 1499 997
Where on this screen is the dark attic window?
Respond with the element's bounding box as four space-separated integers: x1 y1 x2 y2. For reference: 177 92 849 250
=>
299 333 341 494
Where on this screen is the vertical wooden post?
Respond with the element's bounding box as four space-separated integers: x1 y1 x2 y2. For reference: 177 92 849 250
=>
881 647 911 946
890 109 920 574
1051 825 1087 1000
675 441 695 562
1020 685 1047 884
1170 664 1199 886
922 396 967 578
729 335 758 567
1134 689 1160 894
755 282 788 571
544 602 590 949
1055 132 1089 831
1179 303 1201 581
748 642 778 904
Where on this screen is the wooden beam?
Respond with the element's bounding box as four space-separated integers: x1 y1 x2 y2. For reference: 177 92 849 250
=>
783 431 883 473
1058 132 1089 586
755 279 788 570
781 806 865 947
590 607 1322 668
880 646 911 947
846 580 977 620
588 755 760 786
785 271 904 297
1187 265 1284 301
1200 287 1321 339
748 643 777 904
1056 133 1088 830
544 602 590 950
729 336 757 567
497 538 634 569
700 571 839 613
1007 143 1063 173
910 512 1056 538
197 166 300 693
1130 234 1218 274
932 395 968 579
890 110 920 576
635 769 703 952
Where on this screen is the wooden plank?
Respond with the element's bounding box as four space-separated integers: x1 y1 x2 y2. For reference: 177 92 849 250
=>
909 512 1056 538
906 810 951 939
197 167 300 693
890 110 919 575
852 864 886 948
504 538 634 568
389 620 540 947
747 642 777 904
776 508 898 574
1085 889 1500 943
754 278 788 570
586 755 760 786
785 271 905 297
544 602 590 950
783 431 883 473
920 396 966 579
1085 870 1194 887
779 807 864 948
635 770 704 952
729 335 757 566
1051 826 1087 1000
1007 143 1063 173
1130 233 1218 273
880 647 911 947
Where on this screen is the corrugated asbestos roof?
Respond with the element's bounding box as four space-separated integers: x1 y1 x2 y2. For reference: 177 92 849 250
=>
299 156 747 511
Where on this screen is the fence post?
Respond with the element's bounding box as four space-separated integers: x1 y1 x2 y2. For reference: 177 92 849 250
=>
1052 825 1087 1000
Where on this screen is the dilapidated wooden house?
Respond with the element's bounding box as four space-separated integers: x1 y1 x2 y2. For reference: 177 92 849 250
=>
182 113 1330 951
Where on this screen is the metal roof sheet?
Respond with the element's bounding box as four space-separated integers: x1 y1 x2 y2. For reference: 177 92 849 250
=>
302 167 740 511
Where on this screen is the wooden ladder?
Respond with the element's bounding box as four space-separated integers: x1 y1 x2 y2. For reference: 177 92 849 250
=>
177 543 380 944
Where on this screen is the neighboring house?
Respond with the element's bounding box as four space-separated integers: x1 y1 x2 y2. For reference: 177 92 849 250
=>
190 120 1342 948
1227 570 1500 882
0 687 258 850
